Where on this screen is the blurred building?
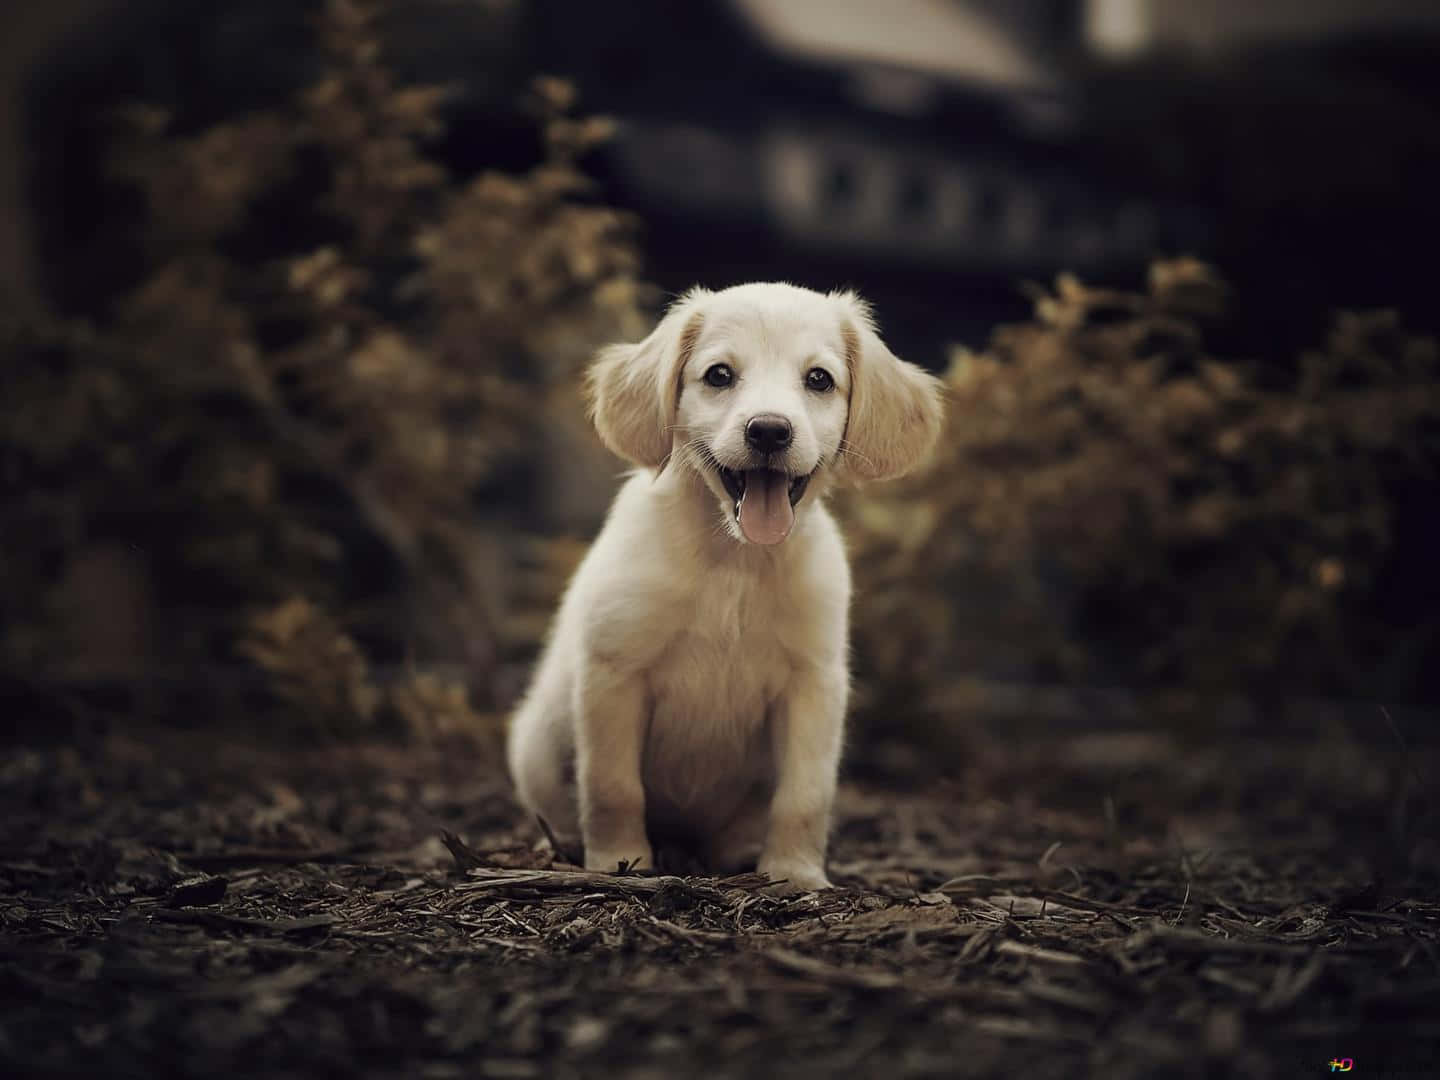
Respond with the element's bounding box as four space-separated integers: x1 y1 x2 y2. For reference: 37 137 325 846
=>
5 0 1440 362
590 1 1168 268
1084 0 1440 57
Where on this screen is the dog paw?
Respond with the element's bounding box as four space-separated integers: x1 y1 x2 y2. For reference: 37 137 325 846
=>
757 856 832 895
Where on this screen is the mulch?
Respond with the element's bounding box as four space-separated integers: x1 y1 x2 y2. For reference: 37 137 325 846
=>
1 722 1436 1079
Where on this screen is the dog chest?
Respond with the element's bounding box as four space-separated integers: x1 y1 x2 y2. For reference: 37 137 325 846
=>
635 570 800 808
647 582 793 722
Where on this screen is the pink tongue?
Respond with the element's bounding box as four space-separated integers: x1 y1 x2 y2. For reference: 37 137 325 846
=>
737 470 794 545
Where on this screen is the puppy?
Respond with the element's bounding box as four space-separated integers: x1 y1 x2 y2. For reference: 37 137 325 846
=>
506 282 943 891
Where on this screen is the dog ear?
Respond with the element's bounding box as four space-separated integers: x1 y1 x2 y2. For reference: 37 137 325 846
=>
586 288 710 468
832 290 945 483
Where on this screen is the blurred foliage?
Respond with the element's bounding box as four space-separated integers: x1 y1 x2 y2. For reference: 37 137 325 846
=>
6 3 1438 750
843 258 1440 733
237 597 382 735
2 0 644 739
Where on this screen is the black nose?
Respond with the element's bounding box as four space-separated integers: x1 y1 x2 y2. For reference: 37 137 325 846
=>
745 414 793 453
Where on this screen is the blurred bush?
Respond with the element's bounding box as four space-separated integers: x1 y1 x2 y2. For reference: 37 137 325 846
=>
6 3 1437 754
843 258 1440 742
1 0 642 740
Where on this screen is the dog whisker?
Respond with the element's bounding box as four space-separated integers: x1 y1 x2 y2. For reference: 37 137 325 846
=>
834 440 877 473
676 437 722 477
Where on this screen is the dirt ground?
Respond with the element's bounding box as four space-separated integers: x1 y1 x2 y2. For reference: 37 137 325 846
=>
2 720 1437 1080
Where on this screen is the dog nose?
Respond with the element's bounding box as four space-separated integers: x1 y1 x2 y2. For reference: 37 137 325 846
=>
745 414 793 453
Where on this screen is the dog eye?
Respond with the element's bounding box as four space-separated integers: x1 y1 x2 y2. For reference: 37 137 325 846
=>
703 364 734 388
805 367 835 392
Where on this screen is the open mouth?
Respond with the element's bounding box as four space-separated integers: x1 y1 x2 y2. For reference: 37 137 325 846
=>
717 468 810 508
716 467 811 546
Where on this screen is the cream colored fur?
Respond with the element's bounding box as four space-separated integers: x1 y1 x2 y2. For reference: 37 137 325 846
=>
506 282 943 892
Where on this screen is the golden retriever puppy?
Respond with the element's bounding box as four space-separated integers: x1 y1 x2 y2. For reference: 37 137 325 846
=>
506 282 943 891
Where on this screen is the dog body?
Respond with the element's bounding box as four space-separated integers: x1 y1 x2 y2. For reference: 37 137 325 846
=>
506 283 942 891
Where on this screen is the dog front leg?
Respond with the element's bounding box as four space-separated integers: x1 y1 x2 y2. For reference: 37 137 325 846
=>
576 660 653 873
757 665 845 892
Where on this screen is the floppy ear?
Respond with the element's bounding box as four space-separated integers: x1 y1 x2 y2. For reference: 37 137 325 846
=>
585 288 710 468
833 291 945 482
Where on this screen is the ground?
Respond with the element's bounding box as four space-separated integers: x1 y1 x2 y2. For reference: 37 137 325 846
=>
1 721 1436 1079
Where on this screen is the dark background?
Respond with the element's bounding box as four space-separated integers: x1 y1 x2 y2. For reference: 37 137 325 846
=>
4 6 1440 1078
4 0 1440 739
15 0 1440 359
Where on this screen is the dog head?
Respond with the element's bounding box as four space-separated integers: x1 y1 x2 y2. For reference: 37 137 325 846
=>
588 282 944 545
